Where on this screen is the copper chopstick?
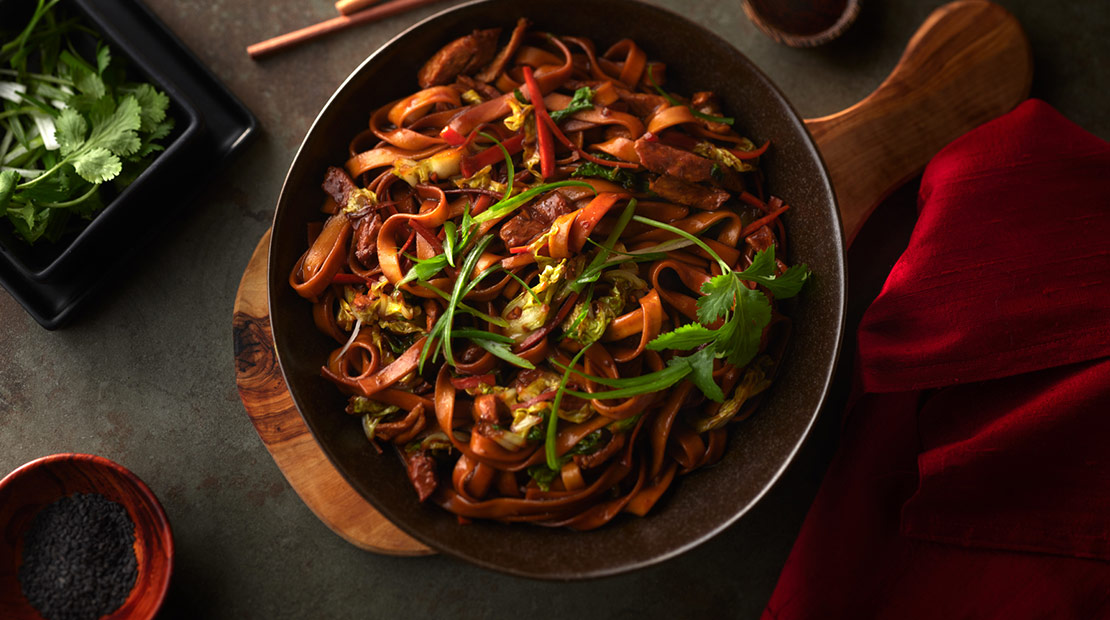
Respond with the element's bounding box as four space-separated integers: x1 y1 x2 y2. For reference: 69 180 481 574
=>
335 0 384 16
247 0 451 60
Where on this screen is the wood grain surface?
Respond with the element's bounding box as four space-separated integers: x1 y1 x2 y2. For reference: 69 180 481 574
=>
807 0 1032 245
232 0 1031 554
233 231 431 555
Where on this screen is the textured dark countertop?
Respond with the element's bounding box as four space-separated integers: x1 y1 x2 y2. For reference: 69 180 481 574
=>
1 1 1106 618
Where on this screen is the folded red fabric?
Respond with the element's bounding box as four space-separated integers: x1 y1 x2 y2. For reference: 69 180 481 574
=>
763 100 1110 619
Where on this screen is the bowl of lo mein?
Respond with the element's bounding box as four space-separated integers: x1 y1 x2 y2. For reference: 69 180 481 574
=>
269 0 845 578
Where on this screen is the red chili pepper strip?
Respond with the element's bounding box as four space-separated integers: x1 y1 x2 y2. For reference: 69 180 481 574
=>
540 111 639 170
517 389 558 409
728 140 770 160
739 191 769 211
741 204 789 238
461 133 525 178
508 245 532 254
521 66 555 180
331 273 369 285
450 374 497 390
440 125 466 146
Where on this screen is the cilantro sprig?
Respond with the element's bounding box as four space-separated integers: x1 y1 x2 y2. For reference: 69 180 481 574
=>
0 0 175 243
558 217 809 403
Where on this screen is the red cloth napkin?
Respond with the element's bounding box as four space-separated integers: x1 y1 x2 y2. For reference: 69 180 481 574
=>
763 100 1110 619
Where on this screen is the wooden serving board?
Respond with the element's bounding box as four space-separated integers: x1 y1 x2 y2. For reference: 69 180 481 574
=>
232 0 1030 555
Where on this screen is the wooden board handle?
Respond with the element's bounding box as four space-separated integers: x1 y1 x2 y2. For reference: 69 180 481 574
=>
805 0 1032 245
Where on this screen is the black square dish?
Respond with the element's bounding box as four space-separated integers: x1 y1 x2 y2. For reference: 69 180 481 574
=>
0 0 257 329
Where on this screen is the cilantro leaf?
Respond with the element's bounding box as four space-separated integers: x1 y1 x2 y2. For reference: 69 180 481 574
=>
696 274 736 324
648 323 716 351
6 203 52 243
71 147 121 184
672 347 724 403
87 95 142 157
721 285 772 367
0 170 19 210
737 247 811 299
549 86 594 123
124 83 169 133
751 264 810 299
737 247 776 279
96 43 111 75
54 108 87 156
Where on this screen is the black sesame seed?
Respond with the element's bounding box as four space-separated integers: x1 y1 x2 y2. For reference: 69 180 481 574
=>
18 493 139 620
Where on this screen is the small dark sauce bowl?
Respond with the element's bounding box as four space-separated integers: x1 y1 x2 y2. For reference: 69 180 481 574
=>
0 454 173 620
741 0 862 47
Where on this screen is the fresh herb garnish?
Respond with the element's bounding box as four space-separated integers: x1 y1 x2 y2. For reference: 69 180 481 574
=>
571 157 641 190
570 198 636 292
471 179 593 225
558 218 809 403
0 0 175 243
549 86 594 123
419 235 496 370
545 344 592 470
646 65 734 126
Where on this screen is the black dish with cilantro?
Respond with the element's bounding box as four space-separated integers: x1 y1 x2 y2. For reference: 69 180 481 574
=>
0 0 197 281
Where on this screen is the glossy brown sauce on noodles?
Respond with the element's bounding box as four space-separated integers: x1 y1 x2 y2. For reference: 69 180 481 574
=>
290 20 798 530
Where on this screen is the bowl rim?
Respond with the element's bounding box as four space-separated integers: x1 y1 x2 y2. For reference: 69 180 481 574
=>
267 0 846 579
0 452 175 615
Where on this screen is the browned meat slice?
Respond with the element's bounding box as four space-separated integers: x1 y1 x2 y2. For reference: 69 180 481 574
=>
649 175 730 210
710 163 746 194
616 88 669 118
691 91 731 134
401 450 438 502
353 213 382 268
476 18 530 83
498 191 572 248
417 28 501 88
746 225 776 253
634 138 715 183
322 165 358 206
473 394 505 426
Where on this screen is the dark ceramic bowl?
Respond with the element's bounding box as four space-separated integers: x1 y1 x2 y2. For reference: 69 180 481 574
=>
269 0 846 579
0 454 174 619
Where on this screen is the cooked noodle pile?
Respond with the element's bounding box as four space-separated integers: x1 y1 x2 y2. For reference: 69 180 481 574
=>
290 20 809 530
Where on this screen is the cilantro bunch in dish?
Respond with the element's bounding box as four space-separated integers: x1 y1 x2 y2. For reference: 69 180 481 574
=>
0 0 175 244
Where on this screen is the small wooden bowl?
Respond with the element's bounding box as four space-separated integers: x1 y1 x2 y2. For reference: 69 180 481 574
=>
741 0 861 47
0 454 174 620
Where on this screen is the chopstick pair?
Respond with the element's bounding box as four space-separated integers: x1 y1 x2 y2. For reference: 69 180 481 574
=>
247 0 452 60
